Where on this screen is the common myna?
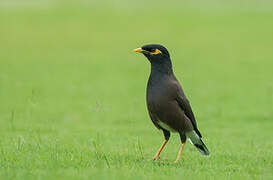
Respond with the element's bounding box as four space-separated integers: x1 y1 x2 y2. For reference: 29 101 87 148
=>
134 44 209 162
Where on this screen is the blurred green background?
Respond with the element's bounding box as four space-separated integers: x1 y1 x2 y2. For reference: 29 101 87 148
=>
0 0 272 179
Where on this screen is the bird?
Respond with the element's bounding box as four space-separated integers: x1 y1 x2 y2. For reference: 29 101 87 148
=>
134 44 209 163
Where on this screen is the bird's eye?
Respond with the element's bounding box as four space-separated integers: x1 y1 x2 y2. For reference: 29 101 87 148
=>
150 48 162 55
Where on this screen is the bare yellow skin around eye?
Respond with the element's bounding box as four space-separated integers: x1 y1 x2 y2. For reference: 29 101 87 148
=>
150 49 162 55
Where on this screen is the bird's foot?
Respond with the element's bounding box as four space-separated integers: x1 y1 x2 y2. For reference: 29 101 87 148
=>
173 159 179 163
152 155 160 160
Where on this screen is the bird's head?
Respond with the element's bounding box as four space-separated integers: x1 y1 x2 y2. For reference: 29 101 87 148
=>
134 44 173 73
134 44 170 62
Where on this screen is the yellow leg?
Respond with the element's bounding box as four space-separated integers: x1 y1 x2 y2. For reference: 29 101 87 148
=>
153 140 168 160
174 141 186 163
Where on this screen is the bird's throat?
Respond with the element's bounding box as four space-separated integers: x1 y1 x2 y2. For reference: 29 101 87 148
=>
150 59 173 75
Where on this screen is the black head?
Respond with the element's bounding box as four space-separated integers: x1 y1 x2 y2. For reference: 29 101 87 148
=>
134 44 173 74
134 44 170 62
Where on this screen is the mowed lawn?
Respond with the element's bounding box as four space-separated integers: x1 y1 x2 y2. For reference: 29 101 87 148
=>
0 1 272 179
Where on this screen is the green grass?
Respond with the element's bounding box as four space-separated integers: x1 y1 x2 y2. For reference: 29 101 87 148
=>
0 0 273 179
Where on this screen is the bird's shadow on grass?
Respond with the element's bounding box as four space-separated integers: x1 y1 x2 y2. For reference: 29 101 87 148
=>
130 156 184 168
93 151 183 168
90 140 184 168
149 159 184 167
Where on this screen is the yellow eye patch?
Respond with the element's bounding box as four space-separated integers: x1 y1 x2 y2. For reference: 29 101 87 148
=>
150 49 162 55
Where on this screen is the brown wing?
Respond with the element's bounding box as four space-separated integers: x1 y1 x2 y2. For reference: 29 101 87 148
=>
175 83 202 137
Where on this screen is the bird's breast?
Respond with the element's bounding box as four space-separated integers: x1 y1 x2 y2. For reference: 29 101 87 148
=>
146 74 183 132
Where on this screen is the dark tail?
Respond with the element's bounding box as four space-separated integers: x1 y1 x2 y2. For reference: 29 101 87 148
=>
186 131 210 156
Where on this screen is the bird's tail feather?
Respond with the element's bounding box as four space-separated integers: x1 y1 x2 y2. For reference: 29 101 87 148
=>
186 130 210 156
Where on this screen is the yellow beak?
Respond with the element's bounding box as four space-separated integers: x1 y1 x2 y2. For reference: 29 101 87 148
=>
133 48 143 53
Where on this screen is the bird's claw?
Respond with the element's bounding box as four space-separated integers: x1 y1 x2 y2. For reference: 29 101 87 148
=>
153 155 160 160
